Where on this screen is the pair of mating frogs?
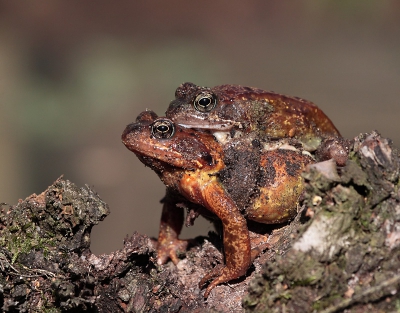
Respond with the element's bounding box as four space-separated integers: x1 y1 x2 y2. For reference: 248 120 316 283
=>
122 82 348 298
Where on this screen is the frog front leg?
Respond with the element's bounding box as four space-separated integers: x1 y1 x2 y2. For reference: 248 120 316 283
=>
315 136 351 166
198 183 251 298
157 190 189 265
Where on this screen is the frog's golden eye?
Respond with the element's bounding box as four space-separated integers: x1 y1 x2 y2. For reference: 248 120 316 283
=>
151 119 175 139
193 92 217 113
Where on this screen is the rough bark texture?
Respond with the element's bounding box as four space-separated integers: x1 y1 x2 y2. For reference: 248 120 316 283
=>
244 131 400 312
0 131 399 312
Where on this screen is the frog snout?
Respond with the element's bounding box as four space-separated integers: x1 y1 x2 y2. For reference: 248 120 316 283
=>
121 123 141 144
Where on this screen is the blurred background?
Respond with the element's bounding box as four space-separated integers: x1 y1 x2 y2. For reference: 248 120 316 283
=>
0 1 399 255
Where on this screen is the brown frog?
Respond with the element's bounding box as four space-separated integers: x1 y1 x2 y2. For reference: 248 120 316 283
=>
166 82 349 165
122 110 313 297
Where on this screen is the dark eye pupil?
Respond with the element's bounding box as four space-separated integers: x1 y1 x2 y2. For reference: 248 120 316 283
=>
198 97 211 107
157 125 169 132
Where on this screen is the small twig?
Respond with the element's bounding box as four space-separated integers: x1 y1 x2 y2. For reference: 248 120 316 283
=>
0 252 59 278
21 264 58 278
8 271 44 278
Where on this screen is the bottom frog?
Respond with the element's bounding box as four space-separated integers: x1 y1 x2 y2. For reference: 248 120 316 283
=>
122 110 313 298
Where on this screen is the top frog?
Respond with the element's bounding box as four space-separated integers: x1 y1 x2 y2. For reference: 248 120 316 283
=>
166 82 341 152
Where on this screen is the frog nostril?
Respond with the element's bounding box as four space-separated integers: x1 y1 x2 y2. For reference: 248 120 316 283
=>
121 123 143 145
122 123 136 137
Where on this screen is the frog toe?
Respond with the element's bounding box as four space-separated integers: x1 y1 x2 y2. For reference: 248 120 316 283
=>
199 264 224 289
201 265 246 298
200 264 248 298
157 239 190 265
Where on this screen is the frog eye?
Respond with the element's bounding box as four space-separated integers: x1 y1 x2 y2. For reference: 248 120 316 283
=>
151 119 175 139
193 92 217 113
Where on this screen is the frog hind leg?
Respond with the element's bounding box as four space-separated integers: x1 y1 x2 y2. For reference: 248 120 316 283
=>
157 191 191 265
200 235 258 291
200 235 270 297
200 217 251 297
199 185 252 298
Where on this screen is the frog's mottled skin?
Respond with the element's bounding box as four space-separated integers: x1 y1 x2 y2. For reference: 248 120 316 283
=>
166 82 341 152
122 110 313 297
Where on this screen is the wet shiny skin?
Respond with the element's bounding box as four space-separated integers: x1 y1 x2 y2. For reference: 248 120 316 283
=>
166 82 341 152
122 110 313 297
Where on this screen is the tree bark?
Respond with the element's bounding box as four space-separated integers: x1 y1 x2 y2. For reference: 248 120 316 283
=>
0 131 399 312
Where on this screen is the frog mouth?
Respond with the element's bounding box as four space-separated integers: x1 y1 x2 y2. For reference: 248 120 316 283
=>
176 120 241 130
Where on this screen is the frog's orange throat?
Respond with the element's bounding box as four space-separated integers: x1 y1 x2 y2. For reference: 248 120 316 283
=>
179 157 225 207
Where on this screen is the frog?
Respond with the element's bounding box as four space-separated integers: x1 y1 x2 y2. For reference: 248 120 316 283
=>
122 110 313 297
166 82 350 165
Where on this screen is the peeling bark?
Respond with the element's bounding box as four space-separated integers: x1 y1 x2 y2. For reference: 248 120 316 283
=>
0 131 399 312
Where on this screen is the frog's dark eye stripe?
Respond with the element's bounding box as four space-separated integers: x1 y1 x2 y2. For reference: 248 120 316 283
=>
193 92 217 113
151 119 175 139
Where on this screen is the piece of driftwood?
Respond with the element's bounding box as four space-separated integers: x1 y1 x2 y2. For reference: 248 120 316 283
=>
0 131 399 312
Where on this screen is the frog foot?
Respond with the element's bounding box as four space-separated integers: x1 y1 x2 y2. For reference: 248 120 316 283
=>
157 239 191 265
199 265 246 298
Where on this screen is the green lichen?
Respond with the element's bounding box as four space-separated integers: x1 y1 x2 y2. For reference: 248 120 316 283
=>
2 220 56 264
0 178 110 311
244 132 400 313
